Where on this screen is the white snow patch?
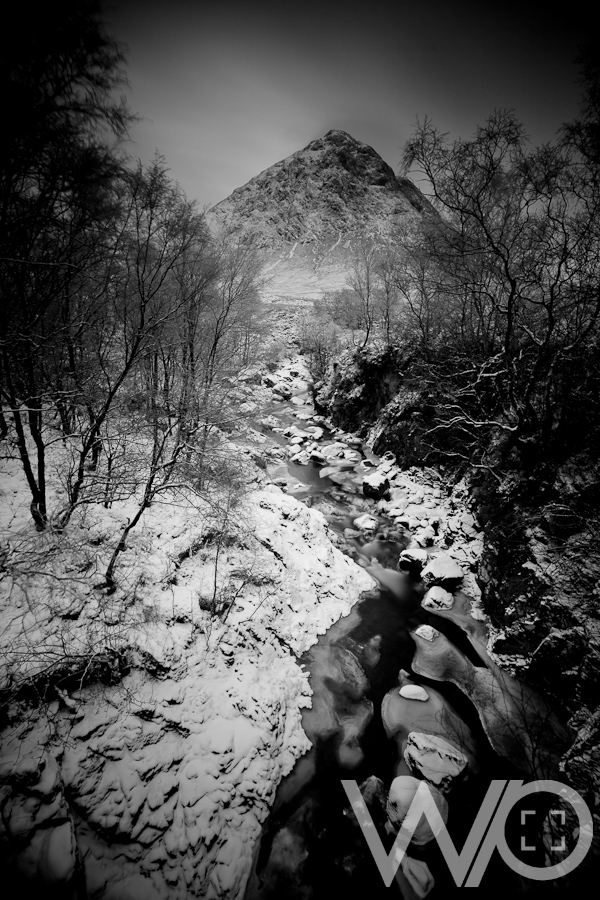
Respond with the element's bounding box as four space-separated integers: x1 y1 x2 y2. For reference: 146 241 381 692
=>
399 685 430 702
413 625 440 642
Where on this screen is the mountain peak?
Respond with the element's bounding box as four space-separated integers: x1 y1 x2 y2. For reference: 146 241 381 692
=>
322 128 359 141
208 129 430 250
297 129 400 191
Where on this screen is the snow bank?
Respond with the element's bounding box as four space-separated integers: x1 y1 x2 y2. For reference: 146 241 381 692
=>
0 484 373 900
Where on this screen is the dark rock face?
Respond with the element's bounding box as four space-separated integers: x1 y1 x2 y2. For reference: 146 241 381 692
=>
527 628 600 710
316 346 432 466
541 502 584 537
362 479 390 501
561 708 600 870
316 347 401 428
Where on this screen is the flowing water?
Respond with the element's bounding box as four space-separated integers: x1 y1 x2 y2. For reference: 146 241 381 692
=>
245 390 572 900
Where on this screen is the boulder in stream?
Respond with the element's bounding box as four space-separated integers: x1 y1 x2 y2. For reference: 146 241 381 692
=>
422 585 454 610
382 669 479 781
420 552 465 589
409 525 436 547
420 589 489 662
319 465 340 479
404 732 469 792
386 775 448 844
289 450 311 464
272 382 292 399
410 626 572 779
362 469 391 500
321 441 349 459
413 624 440 642
260 415 280 430
399 548 429 574
353 514 379 532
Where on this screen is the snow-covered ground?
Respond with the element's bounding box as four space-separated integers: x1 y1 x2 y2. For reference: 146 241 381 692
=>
0 357 488 900
0 359 373 899
0 486 374 898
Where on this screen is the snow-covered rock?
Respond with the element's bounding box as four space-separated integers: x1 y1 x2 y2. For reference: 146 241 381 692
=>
404 733 469 792
410 525 436 547
271 382 292 400
399 548 429 572
0 487 375 900
353 514 379 532
289 450 310 465
413 625 440 642
421 553 465 589
321 441 348 459
399 685 430 702
422 586 454 610
283 425 312 440
362 469 390 500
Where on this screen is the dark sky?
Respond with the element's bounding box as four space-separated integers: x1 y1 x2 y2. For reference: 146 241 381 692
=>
103 0 595 208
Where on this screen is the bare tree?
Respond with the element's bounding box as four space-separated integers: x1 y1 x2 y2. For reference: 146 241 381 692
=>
53 157 208 526
400 109 600 468
373 248 403 348
347 235 379 348
297 309 342 382
0 0 132 529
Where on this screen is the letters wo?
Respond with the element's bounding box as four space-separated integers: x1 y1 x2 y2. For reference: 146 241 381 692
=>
342 777 593 887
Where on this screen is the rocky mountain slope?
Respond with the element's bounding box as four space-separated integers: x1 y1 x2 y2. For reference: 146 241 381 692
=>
207 129 432 299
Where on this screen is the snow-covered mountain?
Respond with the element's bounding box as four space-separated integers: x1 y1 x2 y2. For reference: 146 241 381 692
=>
207 129 432 299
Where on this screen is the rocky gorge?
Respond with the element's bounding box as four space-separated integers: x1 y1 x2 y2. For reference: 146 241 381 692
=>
242 364 595 900
2 119 599 900
1 356 562 900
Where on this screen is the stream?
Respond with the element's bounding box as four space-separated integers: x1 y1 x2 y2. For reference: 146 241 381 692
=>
242 381 576 900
